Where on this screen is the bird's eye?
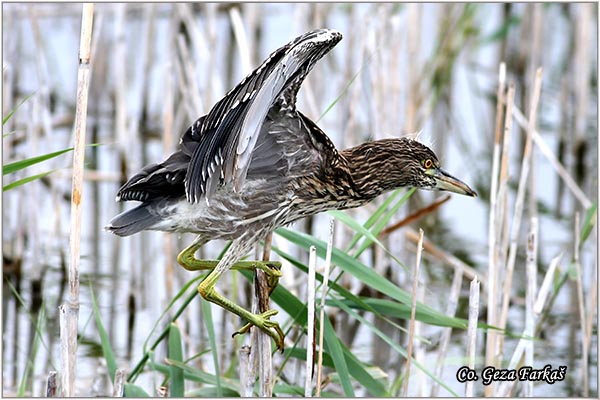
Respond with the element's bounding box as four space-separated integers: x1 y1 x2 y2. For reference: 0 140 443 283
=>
424 159 433 169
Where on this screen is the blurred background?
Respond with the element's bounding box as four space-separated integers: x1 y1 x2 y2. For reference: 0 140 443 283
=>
2 2 597 397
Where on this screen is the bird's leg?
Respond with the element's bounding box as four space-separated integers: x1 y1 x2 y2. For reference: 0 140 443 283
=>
176 236 285 351
176 238 282 286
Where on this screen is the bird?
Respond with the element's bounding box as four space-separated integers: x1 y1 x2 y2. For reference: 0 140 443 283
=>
106 29 476 351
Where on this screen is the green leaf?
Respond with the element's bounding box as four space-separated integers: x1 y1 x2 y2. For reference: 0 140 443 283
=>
333 297 460 396
328 209 406 268
186 387 241 397
156 359 240 393
479 15 521 44
168 323 185 397
322 314 354 396
580 202 597 247
17 301 45 396
3 147 74 175
3 170 55 191
90 286 118 382
353 188 415 258
2 93 34 125
201 299 223 396
275 227 464 329
123 383 150 397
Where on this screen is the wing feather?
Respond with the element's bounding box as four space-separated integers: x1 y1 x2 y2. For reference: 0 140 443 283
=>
184 29 342 203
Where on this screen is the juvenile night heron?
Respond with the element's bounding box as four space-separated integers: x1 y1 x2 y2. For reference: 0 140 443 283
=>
106 29 476 350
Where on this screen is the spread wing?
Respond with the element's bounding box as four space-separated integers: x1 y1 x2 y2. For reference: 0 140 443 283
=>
116 29 342 204
185 28 342 203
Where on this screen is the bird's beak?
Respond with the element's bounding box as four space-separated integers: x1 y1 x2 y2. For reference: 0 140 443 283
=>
427 168 477 197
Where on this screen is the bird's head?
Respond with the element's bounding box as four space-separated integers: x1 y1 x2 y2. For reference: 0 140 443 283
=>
343 137 477 198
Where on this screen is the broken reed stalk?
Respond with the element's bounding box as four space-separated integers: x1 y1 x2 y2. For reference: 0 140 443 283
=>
305 246 317 397
46 371 57 397
112 368 126 397
524 217 538 397
465 277 480 397
61 3 93 396
239 345 252 397
249 232 275 397
315 219 334 397
402 228 423 397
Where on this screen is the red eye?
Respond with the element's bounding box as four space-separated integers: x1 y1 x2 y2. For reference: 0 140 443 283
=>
424 159 433 169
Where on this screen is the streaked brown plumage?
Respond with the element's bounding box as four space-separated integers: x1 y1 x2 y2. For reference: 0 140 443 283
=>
106 29 476 350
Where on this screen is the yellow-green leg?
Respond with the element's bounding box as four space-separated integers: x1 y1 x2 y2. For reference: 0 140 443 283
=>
176 237 285 351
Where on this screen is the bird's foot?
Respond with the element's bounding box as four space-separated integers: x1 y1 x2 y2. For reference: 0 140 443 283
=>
233 309 285 352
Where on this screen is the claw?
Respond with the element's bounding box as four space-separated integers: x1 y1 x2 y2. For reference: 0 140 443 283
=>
232 310 285 352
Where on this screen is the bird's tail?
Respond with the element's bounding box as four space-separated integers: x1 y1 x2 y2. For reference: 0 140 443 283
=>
105 203 161 237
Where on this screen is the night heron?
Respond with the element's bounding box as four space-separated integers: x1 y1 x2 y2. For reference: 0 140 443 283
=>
106 29 476 351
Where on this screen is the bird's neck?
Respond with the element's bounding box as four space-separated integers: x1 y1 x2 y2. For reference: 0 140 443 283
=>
338 140 409 202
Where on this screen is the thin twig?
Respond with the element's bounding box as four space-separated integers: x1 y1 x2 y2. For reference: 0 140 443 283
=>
379 194 451 238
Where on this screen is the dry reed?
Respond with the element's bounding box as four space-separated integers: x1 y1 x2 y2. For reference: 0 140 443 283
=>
315 219 334 397
465 277 480 397
61 3 94 396
402 228 424 397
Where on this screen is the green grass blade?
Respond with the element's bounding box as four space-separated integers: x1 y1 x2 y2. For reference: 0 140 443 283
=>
90 286 118 382
353 188 416 258
343 189 403 250
3 170 55 191
580 202 597 247
333 297 460 396
342 348 388 396
17 301 45 396
123 383 150 397
3 148 74 175
328 209 406 267
155 359 240 393
2 93 34 125
168 323 185 397
322 315 354 396
276 227 464 329
200 299 223 396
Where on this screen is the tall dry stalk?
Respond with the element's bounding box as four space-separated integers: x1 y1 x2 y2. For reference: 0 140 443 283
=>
315 219 334 397
402 228 423 397
524 217 538 397
465 277 480 397
497 68 543 377
61 3 94 396
305 246 317 397
484 63 505 395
